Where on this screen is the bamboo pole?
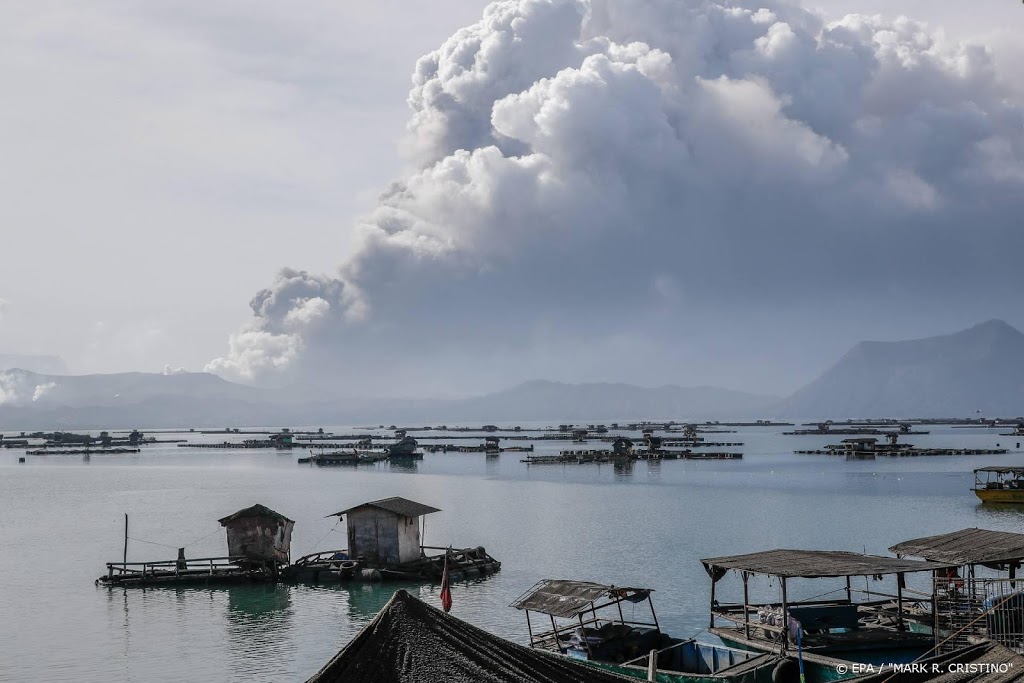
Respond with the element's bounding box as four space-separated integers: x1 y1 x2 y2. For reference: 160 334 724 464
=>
742 572 750 640
781 577 789 651
123 514 128 566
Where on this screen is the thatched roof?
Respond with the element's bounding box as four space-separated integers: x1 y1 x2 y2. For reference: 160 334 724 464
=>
217 504 294 526
701 549 948 579
329 497 441 519
510 579 651 618
890 528 1024 567
846 642 1024 682
306 590 633 683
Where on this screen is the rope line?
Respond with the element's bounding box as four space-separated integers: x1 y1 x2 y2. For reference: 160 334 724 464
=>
303 518 342 557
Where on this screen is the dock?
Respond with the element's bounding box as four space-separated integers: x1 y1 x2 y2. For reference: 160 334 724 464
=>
97 498 500 588
523 450 742 464
26 447 140 455
796 447 1008 456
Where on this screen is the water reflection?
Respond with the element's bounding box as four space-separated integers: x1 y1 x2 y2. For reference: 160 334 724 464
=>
976 503 1024 521
225 585 294 681
344 582 414 621
388 457 419 473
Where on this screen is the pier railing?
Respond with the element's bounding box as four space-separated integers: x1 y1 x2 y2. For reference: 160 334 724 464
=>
105 556 249 580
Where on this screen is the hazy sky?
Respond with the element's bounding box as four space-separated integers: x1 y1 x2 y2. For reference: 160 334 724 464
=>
1 0 1022 396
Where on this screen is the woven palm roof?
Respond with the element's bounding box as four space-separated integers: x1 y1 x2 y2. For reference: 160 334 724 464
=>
890 528 1024 566
701 549 948 578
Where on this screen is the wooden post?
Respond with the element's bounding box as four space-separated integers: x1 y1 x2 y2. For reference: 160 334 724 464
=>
123 514 128 566
896 573 905 631
780 577 789 651
648 594 661 632
846 575 852 603
710 578 717 628
742 572 751 640
525 610 534 647
647 648 658 681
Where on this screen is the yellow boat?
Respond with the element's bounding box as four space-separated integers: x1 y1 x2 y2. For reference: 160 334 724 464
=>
974 466 1024 503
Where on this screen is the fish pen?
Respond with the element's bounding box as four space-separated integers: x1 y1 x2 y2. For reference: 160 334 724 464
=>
99 555 278 586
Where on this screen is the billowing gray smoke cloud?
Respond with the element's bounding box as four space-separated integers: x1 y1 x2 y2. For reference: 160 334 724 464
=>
208 0 1024 394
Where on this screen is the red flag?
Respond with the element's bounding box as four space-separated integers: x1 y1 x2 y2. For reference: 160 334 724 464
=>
440 552 452 613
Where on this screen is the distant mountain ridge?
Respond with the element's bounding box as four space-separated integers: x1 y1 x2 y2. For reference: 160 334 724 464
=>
458 380 779 422
3 319 1023 428
777 319 1024 418
0 370 778 429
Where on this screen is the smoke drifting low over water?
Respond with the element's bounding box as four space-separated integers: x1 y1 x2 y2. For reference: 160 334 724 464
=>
3 425 1023 682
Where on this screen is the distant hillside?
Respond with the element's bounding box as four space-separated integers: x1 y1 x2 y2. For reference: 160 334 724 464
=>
778 319 1024 419
0 370 779 429
442 380 780 422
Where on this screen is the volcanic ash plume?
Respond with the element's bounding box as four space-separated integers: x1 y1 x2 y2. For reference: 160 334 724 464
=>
207 0 1024 391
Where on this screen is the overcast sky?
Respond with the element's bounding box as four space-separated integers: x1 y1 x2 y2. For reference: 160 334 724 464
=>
1 0 1022 397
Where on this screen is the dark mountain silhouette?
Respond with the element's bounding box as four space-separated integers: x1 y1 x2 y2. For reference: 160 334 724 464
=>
778 319 1024 418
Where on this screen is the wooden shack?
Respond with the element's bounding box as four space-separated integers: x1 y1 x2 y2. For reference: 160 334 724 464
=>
331 497 440 566
218 504 295 566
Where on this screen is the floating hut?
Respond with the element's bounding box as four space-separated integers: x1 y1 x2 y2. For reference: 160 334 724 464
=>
218 504 294 568
337 497 439 567
285 497 501 583
99 503 295 586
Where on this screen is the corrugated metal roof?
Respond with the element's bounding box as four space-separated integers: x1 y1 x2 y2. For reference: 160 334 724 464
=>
329 497 441 519
509 579 652 618
890 528 1024 566
218 504 294 526
975 466 1024 473
701 549 948 578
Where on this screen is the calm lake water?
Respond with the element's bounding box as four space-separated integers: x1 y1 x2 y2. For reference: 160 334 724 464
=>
3 424 1024 682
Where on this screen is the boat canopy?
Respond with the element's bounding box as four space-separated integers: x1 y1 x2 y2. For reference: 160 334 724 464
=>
974 466 1024 474
701 549 950 580
510 579 652 618
890 527 1024 567
306 589 634 683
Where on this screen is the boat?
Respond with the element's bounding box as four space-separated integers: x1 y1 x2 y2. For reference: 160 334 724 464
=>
701 549 952 672
307 589 655 682
841 641 1024 681
973 467 1024 504
890 527 1024 647
510 579 788 681
297 449 389 465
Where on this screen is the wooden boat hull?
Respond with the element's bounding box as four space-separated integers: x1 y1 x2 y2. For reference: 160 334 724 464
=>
713 628 932 668
975 488 1024 504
